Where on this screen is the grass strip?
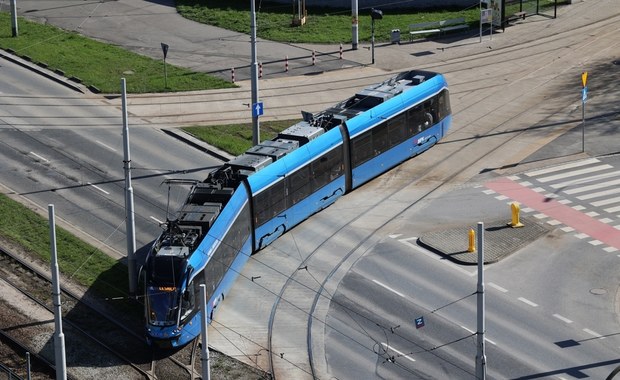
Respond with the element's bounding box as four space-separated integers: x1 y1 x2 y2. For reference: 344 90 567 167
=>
0 12 234 93
183 119 299 156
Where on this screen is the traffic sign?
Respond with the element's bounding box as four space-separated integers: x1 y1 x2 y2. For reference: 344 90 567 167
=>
582 86 588 103
161 43 169 59
252 102 264 117
415 316 425 329
581 71 588 88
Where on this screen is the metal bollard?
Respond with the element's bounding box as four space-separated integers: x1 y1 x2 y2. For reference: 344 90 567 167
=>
468 228 476 252
509 202 524 228
231 67 235 83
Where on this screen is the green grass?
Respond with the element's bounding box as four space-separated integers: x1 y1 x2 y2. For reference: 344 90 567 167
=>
177 0 482 43
183 119 298 156
0 193 135 311
0 12 234 93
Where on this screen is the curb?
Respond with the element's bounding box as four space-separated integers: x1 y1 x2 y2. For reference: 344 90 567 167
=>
162 128 233 163
0 49 85 94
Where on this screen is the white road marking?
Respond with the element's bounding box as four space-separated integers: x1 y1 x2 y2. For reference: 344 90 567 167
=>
372 279 405 299
583 328 604 339
537 165 612 183
525 158 600 177
150 216 164 224
87 182 110 195
488 282 508 293
29 151 49 162
381 342 415 363
552 314 573 324
563 178 620 195
518 297 538 307
578 189 620 201
605 205 620 213
95 140 117 152
397 237 476 277
551 170 620 189
459 326 496 345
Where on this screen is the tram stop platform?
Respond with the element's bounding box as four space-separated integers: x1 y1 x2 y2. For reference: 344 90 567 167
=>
418 216 552 265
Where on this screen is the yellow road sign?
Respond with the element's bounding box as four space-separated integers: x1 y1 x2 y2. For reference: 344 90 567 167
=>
581 71 588 87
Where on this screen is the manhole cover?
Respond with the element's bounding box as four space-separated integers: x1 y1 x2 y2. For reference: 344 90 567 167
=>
590 288 607 295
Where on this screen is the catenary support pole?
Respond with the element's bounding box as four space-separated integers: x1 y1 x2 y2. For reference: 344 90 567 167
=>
351 0 358 50
250 0 260 146
122 78 137 297
200 284 211 380
475 221 487 379
49 205 67 380
10 0 18 37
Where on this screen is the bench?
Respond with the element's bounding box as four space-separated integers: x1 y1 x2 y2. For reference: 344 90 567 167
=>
408 17 469 41
408 21 441 41
508 11 527 22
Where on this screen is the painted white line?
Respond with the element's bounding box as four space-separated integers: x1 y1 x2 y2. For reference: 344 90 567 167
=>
553 314 573 324
579 189 620 201
373 279 406 299
29 151 49 162
95 140 117 152
583 328 604 339
537 164 612 184
488 282 508 293
534 213 547 219
518 181 532 187
574 233 589 239
150 216 164 224
389 234 403 239
87 182 110 195
495 195 508 201
571 205 586 211
459 326 496 345
482 189 496 195
547 219 561 226
532 187 545 193
507 175 521 181
591 196 620 207
398 237 476 277
605 205 620 213
557 199 572 205
585 211 599 217
518 297 538 307
599 218 613 224
588 240 603 246
381 342 415 363
551 170 620 189
603 246 618 253
560 226 575 232
525 158 600 177
564 178 620 195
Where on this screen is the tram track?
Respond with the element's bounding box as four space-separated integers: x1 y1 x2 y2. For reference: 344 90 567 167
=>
261 12 620 380
0 244 201 379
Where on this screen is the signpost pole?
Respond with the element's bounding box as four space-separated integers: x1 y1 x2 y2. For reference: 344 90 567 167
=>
581 72 588 153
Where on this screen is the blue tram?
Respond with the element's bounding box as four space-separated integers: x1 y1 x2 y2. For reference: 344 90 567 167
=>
143 70 452 347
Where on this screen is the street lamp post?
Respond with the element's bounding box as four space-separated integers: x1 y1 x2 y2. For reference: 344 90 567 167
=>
370 8 383 65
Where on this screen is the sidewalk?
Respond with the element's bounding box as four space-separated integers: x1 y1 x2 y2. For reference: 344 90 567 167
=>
11 0 608 84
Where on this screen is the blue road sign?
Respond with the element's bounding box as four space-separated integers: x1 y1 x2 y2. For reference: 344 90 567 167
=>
582 86 588 103
252 102 264 117
415 316 425 329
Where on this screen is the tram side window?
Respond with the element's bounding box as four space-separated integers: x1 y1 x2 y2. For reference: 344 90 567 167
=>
372 122 388 156
407 104 426 134
312 145 344 190
201 202 251 302
438 90 451 120
387 113 407 148
287 165 311 205
351 131 373 167
254 179 286 226
180 281 196 322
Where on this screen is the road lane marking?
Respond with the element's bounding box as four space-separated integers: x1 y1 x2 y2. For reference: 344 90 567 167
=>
518 297 538 307
95 140 117 152
553 314 573 324
372 279 405 299
459 326 496 345
150 216 164 224
551 170 620 189
87 182 110 195
525 158 600 177
488 282 508 293
536 164 612 183
563 178 620 195
29 151 49 162
381 342 415 363
583 328 604 339
396 237 476 277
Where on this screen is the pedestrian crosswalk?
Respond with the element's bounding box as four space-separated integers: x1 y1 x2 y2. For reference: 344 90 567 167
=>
483 156 620 253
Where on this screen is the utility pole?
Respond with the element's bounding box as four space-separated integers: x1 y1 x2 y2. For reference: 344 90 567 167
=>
200 285 211 380
49 205 67 380
10 0 18 37
475 222 487 379
122 78 137 296
250 0 260 146
351 0 358 50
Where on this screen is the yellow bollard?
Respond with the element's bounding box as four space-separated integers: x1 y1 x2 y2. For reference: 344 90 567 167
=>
468 228 476 252
510 202 524 228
